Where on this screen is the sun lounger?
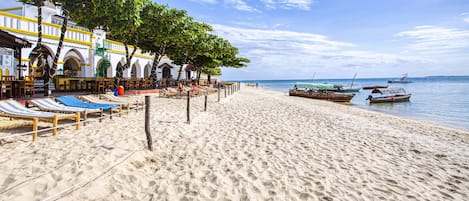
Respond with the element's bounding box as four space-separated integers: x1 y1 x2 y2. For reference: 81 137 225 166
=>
29 98 104 125
100 94 143 107
55 96 121 119
159 88 180 98
79 95 131 114
0 99 80 141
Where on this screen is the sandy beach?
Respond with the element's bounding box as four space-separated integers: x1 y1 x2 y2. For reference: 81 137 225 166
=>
1 85 468 200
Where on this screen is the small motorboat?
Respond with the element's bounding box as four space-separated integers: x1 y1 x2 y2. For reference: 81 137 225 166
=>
366 87 411 103
388 74 412 83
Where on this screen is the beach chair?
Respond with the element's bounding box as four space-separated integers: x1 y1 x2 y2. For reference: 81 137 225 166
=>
56 96 121 119
100 93 143 106
29 98 104 125
79 95 130 114
0 99 80 141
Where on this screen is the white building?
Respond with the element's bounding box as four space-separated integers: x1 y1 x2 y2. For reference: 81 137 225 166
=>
0 2 191 82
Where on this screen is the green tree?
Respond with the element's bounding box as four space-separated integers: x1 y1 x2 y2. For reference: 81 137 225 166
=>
138 3 211 88
66 0 150 78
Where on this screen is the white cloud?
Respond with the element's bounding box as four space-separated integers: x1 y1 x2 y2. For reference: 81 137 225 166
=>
396 25 469 54
464 17 469 23
213 24 421 79
225 0 259 12
261 0 313 10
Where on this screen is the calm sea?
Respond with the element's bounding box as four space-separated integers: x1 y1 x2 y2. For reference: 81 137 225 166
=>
237 77 469 130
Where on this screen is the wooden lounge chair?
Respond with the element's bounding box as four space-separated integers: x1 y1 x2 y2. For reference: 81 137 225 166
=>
99 93 143 107
0 99 80 141
29 98 104 125
55 96 121 119
79 95 129 114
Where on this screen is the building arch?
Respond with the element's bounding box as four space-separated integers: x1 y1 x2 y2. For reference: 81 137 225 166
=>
63 49 84 77
28 44 54 80
130 61 142 78
159 63 173 79
144 63 151 77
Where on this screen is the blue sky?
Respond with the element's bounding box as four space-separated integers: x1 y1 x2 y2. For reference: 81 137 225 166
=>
3 0 469 80
156 0 469 80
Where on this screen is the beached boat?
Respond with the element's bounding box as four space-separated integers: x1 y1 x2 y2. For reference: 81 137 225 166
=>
362 85 388 90
366 88 411 103
290 83 355 102
388 74 413 83
289 89 355 102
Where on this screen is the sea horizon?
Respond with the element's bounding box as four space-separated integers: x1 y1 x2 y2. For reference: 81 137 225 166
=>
233 76 469 131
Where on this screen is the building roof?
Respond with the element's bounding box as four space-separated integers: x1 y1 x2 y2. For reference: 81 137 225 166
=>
0 30 32 49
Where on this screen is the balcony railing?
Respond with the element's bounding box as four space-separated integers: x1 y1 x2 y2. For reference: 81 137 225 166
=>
0 11 92 46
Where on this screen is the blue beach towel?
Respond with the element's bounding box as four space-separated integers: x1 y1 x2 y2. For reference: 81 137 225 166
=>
56 96 118 111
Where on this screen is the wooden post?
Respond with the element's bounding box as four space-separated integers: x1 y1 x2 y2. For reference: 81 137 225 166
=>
145 96 153 151
187 91 191 124
52 115 58 136
224 86 227 98
204 94 207 112
75 112 80 130
218 84 220 102
32 117 38 141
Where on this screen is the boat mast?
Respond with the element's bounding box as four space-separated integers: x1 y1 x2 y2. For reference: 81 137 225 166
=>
350 73 357 89
312 72 316 82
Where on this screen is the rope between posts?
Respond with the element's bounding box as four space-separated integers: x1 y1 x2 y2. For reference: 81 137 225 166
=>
41 150 138 201
0 124 147 195
0 105 145 141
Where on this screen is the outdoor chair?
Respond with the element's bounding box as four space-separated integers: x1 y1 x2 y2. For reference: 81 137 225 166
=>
0 99 80 140
29 98 104 125
79 95 130 114
56 96 121 119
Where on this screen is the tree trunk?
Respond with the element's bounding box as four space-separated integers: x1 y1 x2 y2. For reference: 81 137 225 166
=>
46 9 68 96
196 67 202 85
207 74 211 84
116 42 138 78
176 66 183 82
149 46 165 88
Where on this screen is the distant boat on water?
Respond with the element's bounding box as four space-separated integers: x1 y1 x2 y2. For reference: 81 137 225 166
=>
388 74 413 83
366 87 411 103
289 82 355 102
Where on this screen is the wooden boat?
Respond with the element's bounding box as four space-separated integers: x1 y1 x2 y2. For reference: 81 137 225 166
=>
362 85 388 90
290 82 355 102
289 89 355 102
388 74 412 83
366 88 411 103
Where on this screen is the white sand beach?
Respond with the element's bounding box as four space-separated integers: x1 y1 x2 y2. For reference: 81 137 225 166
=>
1 86 468 200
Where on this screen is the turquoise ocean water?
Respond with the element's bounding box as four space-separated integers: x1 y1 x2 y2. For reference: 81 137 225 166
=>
237 77 469 130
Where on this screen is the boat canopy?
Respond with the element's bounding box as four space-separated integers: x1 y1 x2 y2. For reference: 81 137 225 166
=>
372 87 407 94
294 82 336 90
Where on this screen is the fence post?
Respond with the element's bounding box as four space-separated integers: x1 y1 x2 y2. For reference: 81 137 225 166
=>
218 84 220 102
204 94 208 112
187 90 191 124
145 96 153 151
225 86 227 98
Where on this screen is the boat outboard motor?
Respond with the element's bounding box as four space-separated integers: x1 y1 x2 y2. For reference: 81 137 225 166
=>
366 95 372 100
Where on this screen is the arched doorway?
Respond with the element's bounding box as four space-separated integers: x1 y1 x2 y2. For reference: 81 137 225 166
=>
162 67 171 79
96 59 110 77
28 45 54 80
63 57 81 77
131 64 137 78
63 49 84 77
144 64 151 77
